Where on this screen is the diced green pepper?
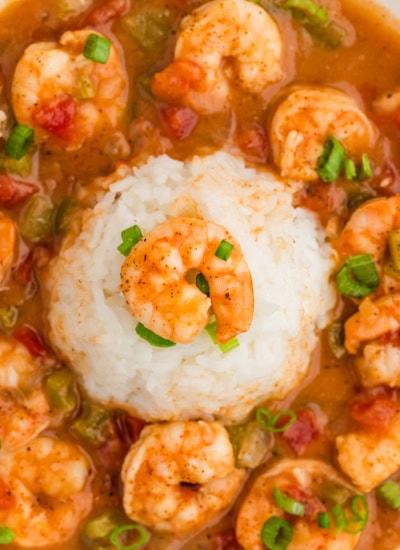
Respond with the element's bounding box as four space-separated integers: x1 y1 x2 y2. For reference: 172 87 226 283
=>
71 401 112 445
19 195 53 243
227 421 274 469
45 368 77 414
0 151 32 178
123 10 171 53
83 510 127 543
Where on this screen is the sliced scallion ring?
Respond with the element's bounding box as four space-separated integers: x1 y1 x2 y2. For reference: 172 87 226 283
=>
5 124 34 160
135 322 176 348
357 153 372 180
284 0 328 25
260 516 293 550
118 225 143 256
205 320 239 353
0 527 15 545
273 485 305 516
109 524 150 550
378 480 400 509
256 407 297 433
83 33 111 64
335 254 380 298
317 136 346 182
318 512 331 529
344 158 357 180
331 495 369 534
214 239 234 261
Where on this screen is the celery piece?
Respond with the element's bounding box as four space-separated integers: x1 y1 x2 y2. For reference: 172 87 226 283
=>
71 401 112 445
304 19 347 50
123 10 171 52
19 195 53 243
227 421 273 469
83 510 126 543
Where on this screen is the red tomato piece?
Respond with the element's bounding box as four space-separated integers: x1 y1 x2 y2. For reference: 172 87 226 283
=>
0 478 14 509
85 0 131 25
151 59 206 102
0 174 37 208
296 182 346 215
236 125 268 163
281 408 321 455
351 395 399 429
13 324 47 357
210 529 241 550
32 95 77 141
159 104 199 141
13 252 34 286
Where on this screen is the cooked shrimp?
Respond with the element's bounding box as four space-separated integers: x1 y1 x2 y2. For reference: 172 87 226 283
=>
0 337 51 451
152 0 283 114
270 86 376 181
121 420 246 534
11 28 127 150
0 212 16 287
120 217 254 344
336 411 400 492
236 459 361 550
0 436 93 546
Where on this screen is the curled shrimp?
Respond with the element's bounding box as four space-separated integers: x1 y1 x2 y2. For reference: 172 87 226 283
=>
121 420 246 534
11 28 127 150
0 212 16 287
120 216 254 344
236 459 361 550
0 436 93 546
269 86 376 181
0 337 51 452
152 0 283 114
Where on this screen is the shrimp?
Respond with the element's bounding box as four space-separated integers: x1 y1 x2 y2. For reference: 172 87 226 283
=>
0 337 51 451
270 86 376 181
151 0 283 114
11 28 127 151
0 212 16 287
120 217 254 344
0 436 93 546
121 420 246 534
236 459 361 550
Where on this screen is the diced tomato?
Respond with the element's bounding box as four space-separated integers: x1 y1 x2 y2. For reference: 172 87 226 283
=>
32 95 77 141
380 328 400 347
0 174 37 208
0 478 14 509
281 408 321 455
159 104 199 141
284 485 325 518
115 413 145 446
84 0 130 25
351 394 399 429
295 182 346 215
151 60 206 102
13 324 48 357
210 529 241 550
96 415 145 470
13 252 34 286
236 125 268 163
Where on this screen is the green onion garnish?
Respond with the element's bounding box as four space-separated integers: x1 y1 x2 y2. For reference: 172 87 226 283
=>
260 517 293 550
214 239 234 261
5 124 34 160
284 0 328 25
331 495 369 534
118 225 143 256
344 158 357 180
335 254 380 298
0 527 15 545
83 33 111 64
317 136 346 182
388 229 400 272
135 322 176 348
378 480 400 509
318 513 331 529
205 320 239 353
195 273 210 296
256 407 297 433
109 524 150 550
273 485 305 516
357 153 372 180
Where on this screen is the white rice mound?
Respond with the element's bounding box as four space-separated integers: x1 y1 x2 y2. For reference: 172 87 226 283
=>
45 152 336 423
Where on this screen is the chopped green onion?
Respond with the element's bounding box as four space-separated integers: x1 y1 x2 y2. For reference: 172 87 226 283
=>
260 517 293 550
378 480 400 509
273 485 305 516
214 239 234 261
331 495 369 534
284 0 328 25
0 527 14 545
195 273 210 296
327 321 346 359
357 154 372 180
0 306 18 330
118 225 143 256
109 524 149 550
304 19 346 50
5 124 34 160
45 367 77 413
205 320 239 353
344 159 357 180
318 513 331 529
256 407 297 433
388 229 400 271
331 503 347 533
83 33 111 64
135 322 176 348
317 136 346 183
83 510 126 543
71 402 112 445
19 195 53 243
335 254 380 298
